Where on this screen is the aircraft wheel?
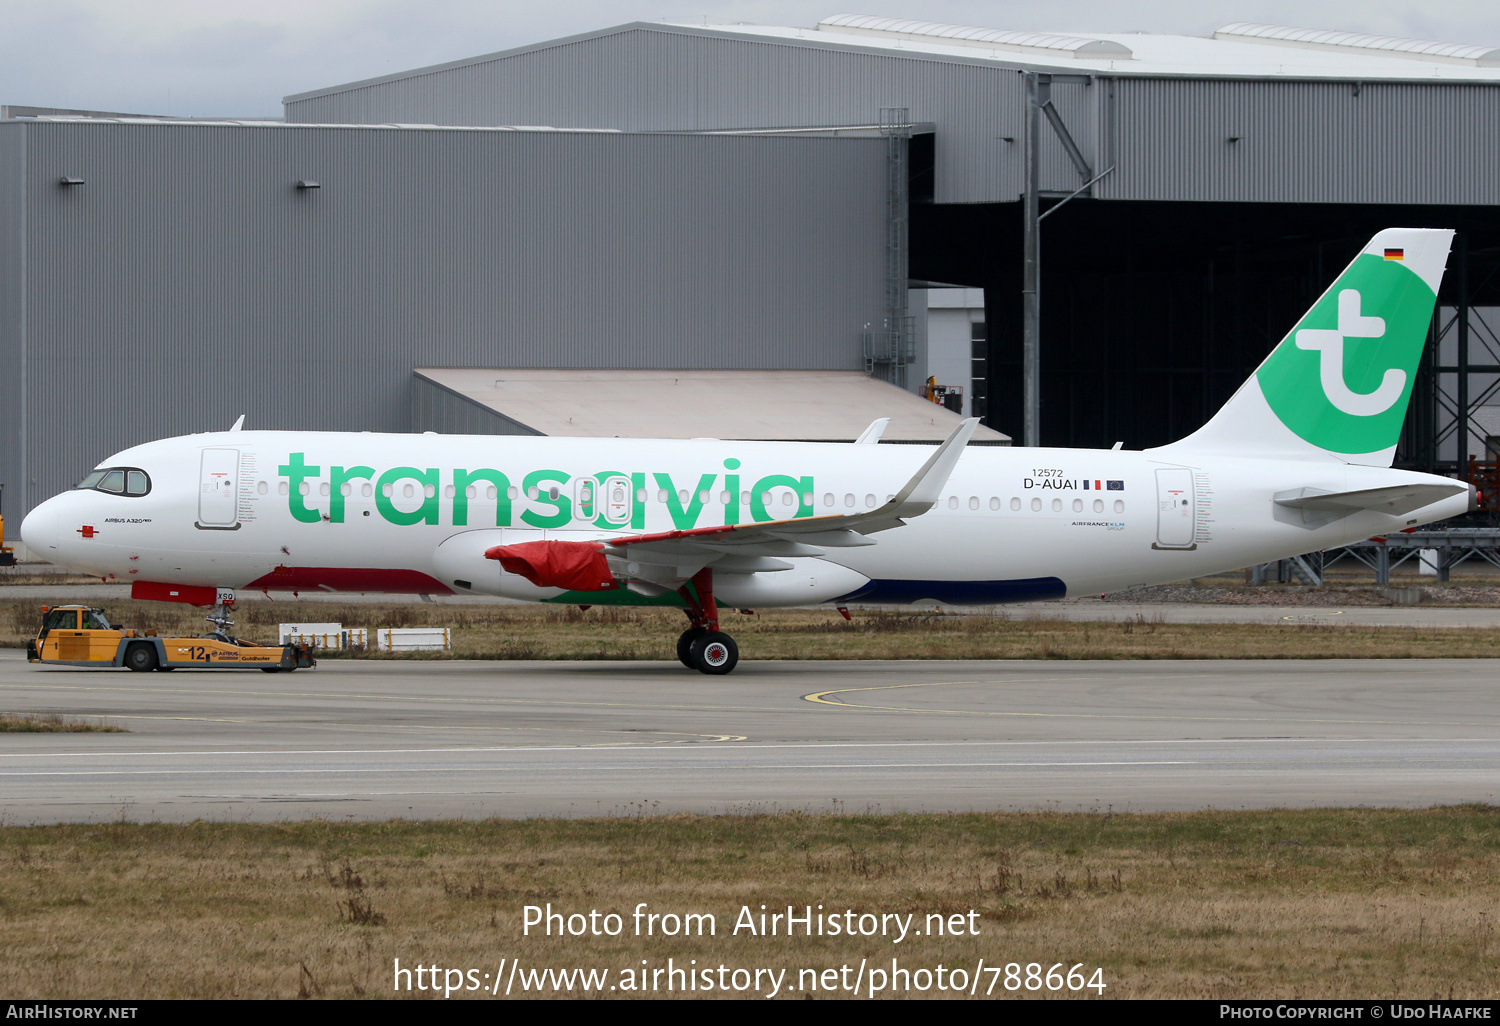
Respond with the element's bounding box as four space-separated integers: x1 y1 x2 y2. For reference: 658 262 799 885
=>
676 627 706 668
690 632 738 675
124 643 158 673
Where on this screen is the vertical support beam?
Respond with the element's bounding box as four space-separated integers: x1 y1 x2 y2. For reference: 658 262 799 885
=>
875 107 912 389
1457 233 1470 470
1422 308 1439 473
15 125 27 518
1375 544 1390 586
1022 74 1046 447
1402 302 1439 473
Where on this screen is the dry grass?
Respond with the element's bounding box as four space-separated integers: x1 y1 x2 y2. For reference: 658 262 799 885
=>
0 571 110 587
0 808 1497 999
4 598 1500 661
0 712 125 733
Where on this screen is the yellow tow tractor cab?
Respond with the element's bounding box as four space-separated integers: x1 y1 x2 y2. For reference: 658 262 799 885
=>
25 605 315 673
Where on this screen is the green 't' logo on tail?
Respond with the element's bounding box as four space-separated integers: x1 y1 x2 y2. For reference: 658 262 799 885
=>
1256 253 1437 455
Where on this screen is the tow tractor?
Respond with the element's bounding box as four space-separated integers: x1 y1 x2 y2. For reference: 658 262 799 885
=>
25 603 315 672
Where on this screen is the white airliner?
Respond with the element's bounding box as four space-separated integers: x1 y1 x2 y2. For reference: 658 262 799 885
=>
22 229 1473 673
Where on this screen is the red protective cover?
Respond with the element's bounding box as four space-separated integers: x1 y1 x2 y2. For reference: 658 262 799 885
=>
131 581 218 606
484 541 618 592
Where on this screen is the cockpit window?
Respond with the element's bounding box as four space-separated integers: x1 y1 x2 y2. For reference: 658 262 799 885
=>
75 467 151 497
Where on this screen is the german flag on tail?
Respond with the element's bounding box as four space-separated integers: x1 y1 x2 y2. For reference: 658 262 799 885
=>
1384 248 1404 260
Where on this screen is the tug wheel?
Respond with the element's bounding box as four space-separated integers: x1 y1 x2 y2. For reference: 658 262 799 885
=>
124 643 158 673
689 632 738 675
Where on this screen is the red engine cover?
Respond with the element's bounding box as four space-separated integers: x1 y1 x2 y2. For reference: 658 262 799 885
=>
484 540 618 592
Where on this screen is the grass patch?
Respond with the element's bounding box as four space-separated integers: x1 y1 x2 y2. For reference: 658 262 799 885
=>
0 712 125 733
0 572 111 587
4 599 1500 660
0 807 1497 998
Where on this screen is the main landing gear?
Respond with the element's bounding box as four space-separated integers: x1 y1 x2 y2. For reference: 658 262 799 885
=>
674 568 738 675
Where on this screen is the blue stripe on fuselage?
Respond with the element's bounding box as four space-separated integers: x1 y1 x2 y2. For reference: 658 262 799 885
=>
836 577 1066 605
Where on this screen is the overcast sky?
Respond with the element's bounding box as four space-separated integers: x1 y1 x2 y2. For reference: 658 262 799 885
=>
3 0 1497 118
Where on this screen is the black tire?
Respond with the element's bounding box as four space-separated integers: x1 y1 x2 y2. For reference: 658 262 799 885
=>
689 632 738 675
676 627 707 668
124 643 158 673
260 667 283 674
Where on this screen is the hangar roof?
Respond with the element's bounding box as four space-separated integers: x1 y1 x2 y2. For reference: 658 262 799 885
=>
727 15 1500 81
414 369 1009 444
286 15 1500 106
275 13 1500 206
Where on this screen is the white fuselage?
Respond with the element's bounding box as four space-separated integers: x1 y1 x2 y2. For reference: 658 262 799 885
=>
20 430 1471 606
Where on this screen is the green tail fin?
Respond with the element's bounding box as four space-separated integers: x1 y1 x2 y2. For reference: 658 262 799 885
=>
1166 228 1452 466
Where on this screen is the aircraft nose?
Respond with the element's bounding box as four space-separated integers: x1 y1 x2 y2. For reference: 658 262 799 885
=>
20 499 62 557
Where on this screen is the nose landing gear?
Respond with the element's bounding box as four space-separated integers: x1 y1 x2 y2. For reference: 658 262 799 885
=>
674 568 738 674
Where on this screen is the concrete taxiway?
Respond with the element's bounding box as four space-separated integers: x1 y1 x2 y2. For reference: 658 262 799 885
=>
1 649 1497 823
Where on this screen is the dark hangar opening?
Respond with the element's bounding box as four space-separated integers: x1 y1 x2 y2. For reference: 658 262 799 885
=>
912 198 1500 473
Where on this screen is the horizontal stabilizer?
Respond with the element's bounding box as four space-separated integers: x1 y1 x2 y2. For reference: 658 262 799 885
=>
1274 482 1466 517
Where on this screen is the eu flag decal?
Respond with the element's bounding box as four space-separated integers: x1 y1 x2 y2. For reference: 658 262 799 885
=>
1106 480 1124 491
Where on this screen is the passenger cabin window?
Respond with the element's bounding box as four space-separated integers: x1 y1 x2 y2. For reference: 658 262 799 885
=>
75 467 151 497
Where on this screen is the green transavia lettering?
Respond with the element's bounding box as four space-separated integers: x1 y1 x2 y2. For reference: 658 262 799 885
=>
275 454 816 530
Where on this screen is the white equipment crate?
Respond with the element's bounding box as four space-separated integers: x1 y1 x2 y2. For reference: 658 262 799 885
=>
280 623 368 649
376 627 451 652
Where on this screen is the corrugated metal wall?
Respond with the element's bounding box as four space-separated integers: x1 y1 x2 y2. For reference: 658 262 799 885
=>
284 23 1500 207
1101 77 1500 205
1 120 886 514
0 125 24 515
284 26 1037 204
411 375 538 435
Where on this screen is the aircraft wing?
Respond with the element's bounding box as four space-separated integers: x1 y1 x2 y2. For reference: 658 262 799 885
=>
591 417 978 585
485 418 979 591
1274 482 1467 517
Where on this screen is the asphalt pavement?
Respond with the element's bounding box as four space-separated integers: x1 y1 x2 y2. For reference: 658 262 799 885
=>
1 651 1496 823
